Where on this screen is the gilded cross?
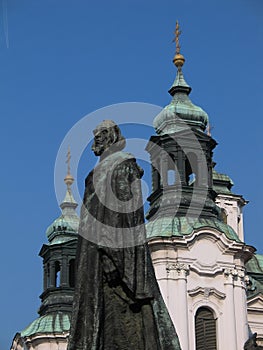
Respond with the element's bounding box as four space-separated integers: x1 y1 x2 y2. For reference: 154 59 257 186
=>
173 20 181 55
66 146 71 175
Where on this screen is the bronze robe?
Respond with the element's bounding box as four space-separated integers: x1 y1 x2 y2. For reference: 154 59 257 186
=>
67 151 181 350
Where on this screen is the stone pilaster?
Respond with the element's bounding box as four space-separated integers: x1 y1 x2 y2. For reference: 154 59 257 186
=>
167 263 190 350
223 269 238 349
50 261 56 288
61 257 68 287
43 263 48 290
233 269 249 349
161 152 168 187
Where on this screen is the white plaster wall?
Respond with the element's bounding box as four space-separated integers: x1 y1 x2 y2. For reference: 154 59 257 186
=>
11 335 68 350
150 229 250 350
215 194 246 242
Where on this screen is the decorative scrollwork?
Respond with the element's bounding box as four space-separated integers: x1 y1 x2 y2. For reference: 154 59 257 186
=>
166 263 190 276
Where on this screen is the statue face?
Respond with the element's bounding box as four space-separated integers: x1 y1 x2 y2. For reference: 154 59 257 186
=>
91 129 110 156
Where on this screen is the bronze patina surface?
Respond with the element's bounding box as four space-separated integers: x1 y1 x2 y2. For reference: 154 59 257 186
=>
67 120 181 350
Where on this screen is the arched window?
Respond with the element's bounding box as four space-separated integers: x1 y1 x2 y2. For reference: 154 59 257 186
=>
69 259 75 288
167 169 176 185
55 261 61 287
167 155 176 186
195 307 217 350
185 152 198 186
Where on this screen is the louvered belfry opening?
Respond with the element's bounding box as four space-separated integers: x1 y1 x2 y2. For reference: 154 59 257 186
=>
195 307 217 350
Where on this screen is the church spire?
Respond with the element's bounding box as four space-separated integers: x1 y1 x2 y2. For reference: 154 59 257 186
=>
169 20 191 96
46 147 79 244
64 146 74 191
153 22 208 134
60 146 77 210
21 148 80 334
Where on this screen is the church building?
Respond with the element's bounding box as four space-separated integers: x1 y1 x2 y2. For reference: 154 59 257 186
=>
10 26 263 350
145 23 262 350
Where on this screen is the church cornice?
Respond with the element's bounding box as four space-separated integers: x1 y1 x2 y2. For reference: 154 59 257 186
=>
39 238 78 257
21 332 69 345
147 129 217 154
148 226 249 254
215 193 248 205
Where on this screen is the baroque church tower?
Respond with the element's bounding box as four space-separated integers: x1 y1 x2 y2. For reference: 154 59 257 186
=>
11 151 79 350
146 22 255 350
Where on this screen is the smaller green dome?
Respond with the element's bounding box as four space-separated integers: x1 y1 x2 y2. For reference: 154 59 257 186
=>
46 189 79 244
153 69 208 135
46 213 79 244
21 311 71 337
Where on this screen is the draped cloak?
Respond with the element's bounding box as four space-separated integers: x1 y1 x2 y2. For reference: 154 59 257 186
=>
67 151 181 350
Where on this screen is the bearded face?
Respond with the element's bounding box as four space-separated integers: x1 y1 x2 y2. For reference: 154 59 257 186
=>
91 122 126 158
91 129 110 156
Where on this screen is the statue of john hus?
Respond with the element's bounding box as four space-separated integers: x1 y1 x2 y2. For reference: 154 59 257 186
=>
67 120 181 350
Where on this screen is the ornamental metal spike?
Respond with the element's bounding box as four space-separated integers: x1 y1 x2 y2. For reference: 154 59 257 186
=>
66 146 71 176
172 21 185 69
173 20 181 55
64 146 74 191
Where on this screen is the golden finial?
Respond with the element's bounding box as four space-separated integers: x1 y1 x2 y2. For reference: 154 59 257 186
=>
64 146 74 190
172 20 185 69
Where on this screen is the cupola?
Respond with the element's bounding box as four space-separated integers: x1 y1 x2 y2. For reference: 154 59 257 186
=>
153 22 208 135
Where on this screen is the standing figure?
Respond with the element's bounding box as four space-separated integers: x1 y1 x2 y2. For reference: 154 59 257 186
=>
67 120 181 350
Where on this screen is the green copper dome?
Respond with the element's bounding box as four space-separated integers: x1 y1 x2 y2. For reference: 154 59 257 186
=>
46 214 79 244
146 216 240 242
21 311 71 337
153 68 208 135
46 189 79 244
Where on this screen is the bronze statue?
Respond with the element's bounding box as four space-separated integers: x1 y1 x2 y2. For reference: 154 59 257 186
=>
67 120 181 350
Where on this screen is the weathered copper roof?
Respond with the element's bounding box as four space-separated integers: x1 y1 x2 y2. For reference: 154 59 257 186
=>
21 312 70 336
246 254 263 298
212 169 234 194
46 188 79 244
246 254 263 274
153 68 208 135
146 216 240 242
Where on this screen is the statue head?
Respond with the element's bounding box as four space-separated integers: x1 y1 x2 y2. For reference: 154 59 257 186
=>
92 120 126 157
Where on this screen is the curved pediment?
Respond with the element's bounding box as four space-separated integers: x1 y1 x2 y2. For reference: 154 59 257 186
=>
188 286 226 300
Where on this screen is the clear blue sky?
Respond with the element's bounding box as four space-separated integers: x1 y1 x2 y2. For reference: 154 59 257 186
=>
1 0 262 348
